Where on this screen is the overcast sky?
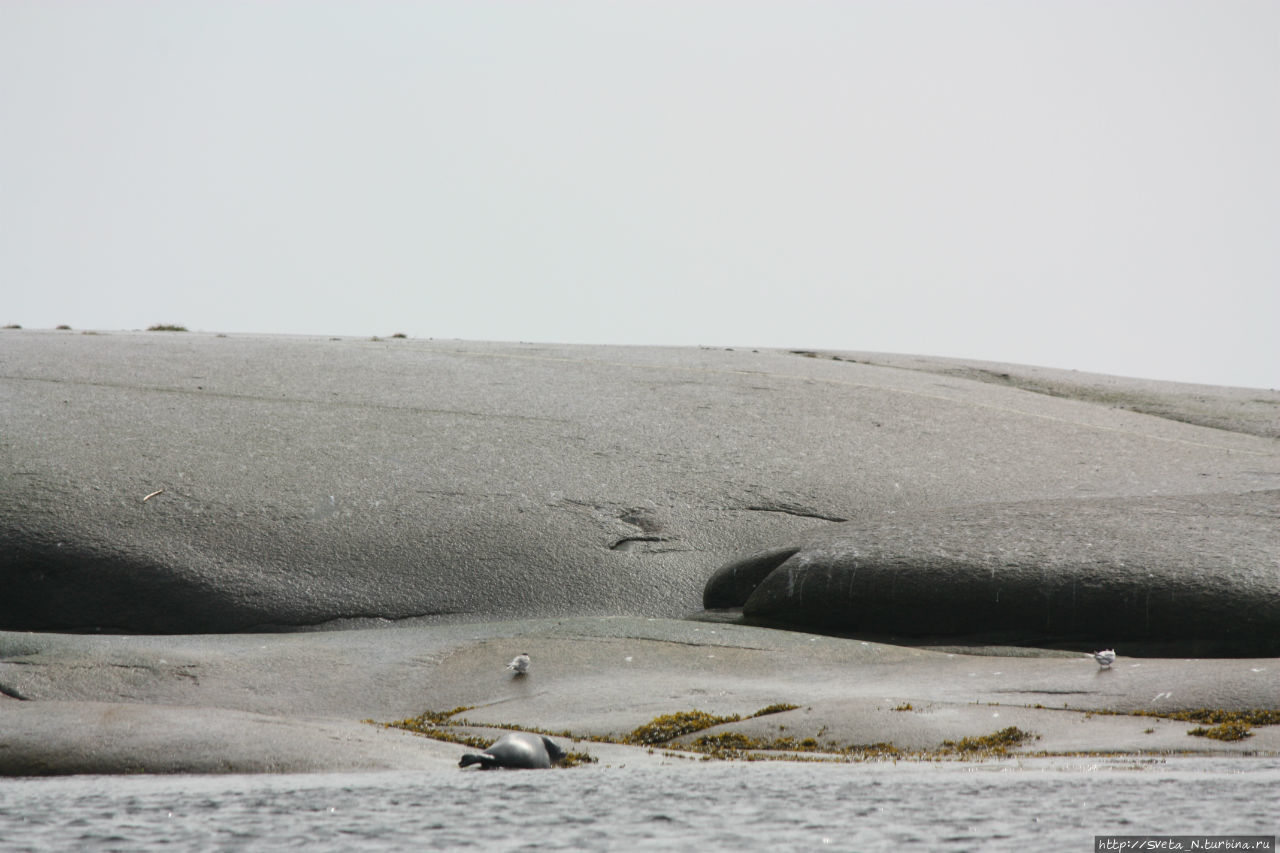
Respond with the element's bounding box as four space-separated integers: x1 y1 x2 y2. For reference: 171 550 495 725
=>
3 1 1276 388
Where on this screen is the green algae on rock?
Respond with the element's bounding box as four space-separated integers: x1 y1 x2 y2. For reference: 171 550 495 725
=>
940 727 1038 755
1151 709 1280 727
378 705 1051 765
1188 723 1253 742
1101 708 1280 742
1160 709 1280 743
624 711 743 746
377 708 493 751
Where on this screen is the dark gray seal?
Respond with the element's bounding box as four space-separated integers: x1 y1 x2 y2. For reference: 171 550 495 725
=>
459 732 566 769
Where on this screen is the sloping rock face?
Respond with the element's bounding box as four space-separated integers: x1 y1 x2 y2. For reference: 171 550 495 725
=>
706 491 1280 655
0 702 464 775
818 350 1280 440
2 330 1278 633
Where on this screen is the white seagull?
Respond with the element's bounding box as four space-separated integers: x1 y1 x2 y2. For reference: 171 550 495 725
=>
1092 649 1116 668
507 653 530 675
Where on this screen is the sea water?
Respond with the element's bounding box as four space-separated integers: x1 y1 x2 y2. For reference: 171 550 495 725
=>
1 758 1276 852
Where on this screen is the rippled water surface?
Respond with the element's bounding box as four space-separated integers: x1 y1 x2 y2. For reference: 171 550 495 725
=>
2 758 1276 851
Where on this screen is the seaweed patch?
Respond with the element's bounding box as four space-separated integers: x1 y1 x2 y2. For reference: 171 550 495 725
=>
1089 707 1280 743
624 711 742 745
940 727 1038 755
373 704 1049 764
1187 723 1253 742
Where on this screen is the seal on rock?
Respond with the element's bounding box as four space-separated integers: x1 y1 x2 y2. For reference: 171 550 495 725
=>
459 732 566 769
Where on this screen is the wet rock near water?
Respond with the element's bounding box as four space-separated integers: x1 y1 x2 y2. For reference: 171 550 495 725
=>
0 702 464 776
2 331 1279 774
3 618 1278 775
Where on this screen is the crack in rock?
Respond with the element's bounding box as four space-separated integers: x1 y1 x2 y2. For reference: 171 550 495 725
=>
743 505 848 523
0 682 28 700
609 536 691 554
250 609 472 632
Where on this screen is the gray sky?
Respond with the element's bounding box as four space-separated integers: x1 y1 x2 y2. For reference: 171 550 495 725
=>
3 1 1277 389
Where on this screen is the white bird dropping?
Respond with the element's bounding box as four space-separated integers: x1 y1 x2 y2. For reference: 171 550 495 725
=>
507 653 530 675
1093 649 1116 668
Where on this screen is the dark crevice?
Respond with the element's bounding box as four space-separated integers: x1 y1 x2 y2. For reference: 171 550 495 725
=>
554 633 771 652
703 546 803 609
245 609 471 633
610 536 666 551
743 506 848 523
609 537 692 554
0 683 28 700
992 689 1099 695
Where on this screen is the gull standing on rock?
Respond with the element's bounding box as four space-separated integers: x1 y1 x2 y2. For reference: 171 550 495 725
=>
1093 649 1116 668
507 653 530 675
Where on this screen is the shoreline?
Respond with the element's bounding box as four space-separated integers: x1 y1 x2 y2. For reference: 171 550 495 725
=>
2 332 1277 775
2 617 1277 776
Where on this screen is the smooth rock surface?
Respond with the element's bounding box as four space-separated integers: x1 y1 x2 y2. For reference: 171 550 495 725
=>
820 350 1280 439
2 618 1277 775
0 702 464 776
3 330 1278 633
707 490 1280 655
2 331 1279 775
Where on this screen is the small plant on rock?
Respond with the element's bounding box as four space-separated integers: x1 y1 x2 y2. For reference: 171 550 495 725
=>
1188 723 1253 742
624 710 742 745
941 726 1036 755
